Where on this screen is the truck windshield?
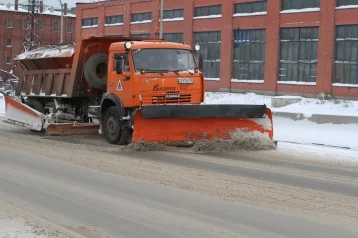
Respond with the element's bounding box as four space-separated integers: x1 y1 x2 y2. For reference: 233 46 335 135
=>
132 48 196 73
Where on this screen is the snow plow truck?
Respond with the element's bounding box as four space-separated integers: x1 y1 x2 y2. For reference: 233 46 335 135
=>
0 36 273 146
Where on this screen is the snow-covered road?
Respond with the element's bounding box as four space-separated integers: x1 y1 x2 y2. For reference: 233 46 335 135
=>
0 92 357 160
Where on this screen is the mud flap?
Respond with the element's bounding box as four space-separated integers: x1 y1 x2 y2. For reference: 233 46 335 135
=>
46 122 100 136
0 92 45 131
132 105 273 145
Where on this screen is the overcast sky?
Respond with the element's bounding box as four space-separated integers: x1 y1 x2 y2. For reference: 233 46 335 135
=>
1 0 97 8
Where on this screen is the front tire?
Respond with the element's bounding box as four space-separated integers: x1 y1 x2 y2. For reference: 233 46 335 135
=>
102 106 131 145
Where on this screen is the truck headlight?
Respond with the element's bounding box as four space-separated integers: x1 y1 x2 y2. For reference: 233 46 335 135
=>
124 42 132 50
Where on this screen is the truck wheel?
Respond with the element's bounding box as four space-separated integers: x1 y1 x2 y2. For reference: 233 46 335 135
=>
84 53 108 90
102 106 131 145
26 99 44 113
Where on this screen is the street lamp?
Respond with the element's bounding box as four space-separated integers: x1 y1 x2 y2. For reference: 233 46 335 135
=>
57 0 64 44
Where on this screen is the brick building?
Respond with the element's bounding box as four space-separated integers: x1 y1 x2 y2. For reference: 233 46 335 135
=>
76 0 358 98
0 0 76 79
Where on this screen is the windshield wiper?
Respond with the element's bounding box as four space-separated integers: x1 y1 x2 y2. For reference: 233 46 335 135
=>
139 69 169 75
173 69 194 75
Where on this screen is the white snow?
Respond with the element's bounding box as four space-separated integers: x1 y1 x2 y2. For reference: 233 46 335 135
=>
203 92 358 160
336 5 358 10
231 79 264 84
233 12 267 17
0 3 75 17
205 78 220 81
280 8 320 14
104 23 124 26
332 83 358 88
278 81 316 85
193 14 222 20
15 45 75 60
162 17 184 22
204 92 358 117
81 25 98 28
131 20 152 25
0 217 47 238
0 94 4 116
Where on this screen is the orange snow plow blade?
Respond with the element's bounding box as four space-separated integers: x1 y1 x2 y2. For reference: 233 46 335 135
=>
132 104 273 145
45 122 100 136
1 92 45 131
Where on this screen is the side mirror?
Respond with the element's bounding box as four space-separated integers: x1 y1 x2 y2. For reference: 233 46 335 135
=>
114 54 123 74
198 54 203 71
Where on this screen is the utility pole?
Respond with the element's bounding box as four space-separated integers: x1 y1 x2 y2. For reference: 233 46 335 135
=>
159 0 163 38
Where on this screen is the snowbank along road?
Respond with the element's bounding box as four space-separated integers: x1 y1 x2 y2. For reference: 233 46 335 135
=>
1 118 358 238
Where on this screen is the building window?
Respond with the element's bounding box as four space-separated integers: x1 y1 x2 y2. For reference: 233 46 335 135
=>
279 27 319 83
234 1 267 14
193 31 221 79
163 9 184 19
334 25 358 85
82 17 98 27
131 34 151 38
39 21 43 31
131 12 152 23
6 56 11 64
194 5 221 17
105 15 123 25
23 20 28 29
6 39 12 47
282 0 320 10
163 33 183 43
232 30 266 81
337 0 358 7
7 19 12 28
67 23 72 33
53 22 58 32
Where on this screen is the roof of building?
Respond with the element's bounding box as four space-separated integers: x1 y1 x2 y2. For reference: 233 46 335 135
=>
0 2 76 17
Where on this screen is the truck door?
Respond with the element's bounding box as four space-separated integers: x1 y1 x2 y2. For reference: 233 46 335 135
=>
108 52 133 106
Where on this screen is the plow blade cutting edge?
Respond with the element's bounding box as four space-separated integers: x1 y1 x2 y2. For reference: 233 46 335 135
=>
46 122 100 136
0 92 45 131
132 104 273 145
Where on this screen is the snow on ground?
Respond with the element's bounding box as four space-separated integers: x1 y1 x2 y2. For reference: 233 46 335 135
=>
0 94 4 116
0 218 47 238
204 92 358 117
204 92 358 160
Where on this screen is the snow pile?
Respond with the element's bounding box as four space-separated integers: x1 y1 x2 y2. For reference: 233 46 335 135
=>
0 94 4 117
0 217 47 238
274 117 358 151
204 92 358 117
15 45 75 60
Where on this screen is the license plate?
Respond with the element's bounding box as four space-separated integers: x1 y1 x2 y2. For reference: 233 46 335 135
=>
178 78 193 84
165 94 180 99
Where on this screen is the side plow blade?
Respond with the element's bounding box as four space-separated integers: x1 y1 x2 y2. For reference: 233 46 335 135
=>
0 92 45 131
45 122 100 136
132 105 273 145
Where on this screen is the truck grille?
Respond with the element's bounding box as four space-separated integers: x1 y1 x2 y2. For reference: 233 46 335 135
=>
151 93 191 104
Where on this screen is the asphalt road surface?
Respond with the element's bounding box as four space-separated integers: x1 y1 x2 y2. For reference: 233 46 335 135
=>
1 121 358 238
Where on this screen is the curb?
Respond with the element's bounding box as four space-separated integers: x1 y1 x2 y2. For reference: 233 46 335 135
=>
272 112 358 125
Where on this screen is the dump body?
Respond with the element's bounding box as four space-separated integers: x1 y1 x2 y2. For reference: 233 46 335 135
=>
13 36 166 99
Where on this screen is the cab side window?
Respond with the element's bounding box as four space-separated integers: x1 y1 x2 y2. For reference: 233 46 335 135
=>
114 53 130 72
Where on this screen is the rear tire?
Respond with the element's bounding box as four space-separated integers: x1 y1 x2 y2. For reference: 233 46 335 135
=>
84 53 108 90
102 106 131 145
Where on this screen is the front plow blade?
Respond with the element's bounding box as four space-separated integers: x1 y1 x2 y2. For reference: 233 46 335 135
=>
46 122 100 136
132 105 273 145
0 92 45 131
